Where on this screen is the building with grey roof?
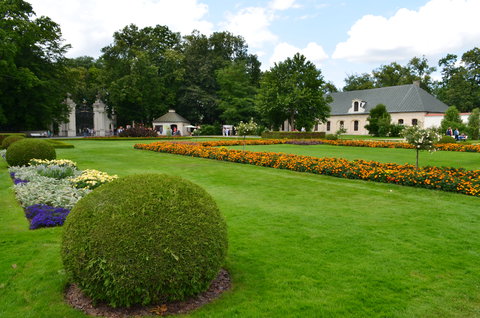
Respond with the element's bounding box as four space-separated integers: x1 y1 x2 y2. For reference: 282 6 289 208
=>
152 109 192 136
313 82 449 135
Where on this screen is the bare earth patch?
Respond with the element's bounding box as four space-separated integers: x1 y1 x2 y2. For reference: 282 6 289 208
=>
65 269 231 317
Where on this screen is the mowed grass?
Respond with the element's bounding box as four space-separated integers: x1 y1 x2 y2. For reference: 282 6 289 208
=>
1 140 480 317
229 144 480 170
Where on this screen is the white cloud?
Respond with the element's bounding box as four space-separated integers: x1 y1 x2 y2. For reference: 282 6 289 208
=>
269 0 300 11
29 0 213 57
269 42 328 67
332 0 480 63
220 7 277 49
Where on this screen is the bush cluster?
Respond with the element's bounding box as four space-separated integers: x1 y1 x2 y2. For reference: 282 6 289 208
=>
261 131 326 139
0 133 26 146
118 127 158 137
2 135 25 149
437 135 457 144
62 174 228 307
195 124 222 136
6 139 56 166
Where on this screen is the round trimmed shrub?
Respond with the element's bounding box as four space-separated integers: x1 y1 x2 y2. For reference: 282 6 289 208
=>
6 139 56 166
62 174 228 307
437 135 456 144
1 135 25 149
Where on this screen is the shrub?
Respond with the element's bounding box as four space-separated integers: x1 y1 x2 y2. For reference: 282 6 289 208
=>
69 169 118 190
6 139 56 166
118 126 158 137
325 134 338 140
62 174 228 307
2 135 26 149
437 135 457 144
261 131 326 139
0 133 26 146
196 124 222 136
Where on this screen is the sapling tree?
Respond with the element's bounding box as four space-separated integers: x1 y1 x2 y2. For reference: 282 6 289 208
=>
401 125 439 169
237 118 258 151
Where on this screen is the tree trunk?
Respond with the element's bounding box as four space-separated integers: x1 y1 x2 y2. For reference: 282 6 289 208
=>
416 149 419 169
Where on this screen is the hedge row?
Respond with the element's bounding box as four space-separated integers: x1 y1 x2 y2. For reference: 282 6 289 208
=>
134 141 480 197
261 131 326 139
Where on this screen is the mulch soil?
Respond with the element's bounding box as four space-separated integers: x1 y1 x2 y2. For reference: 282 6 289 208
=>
65 269 231 317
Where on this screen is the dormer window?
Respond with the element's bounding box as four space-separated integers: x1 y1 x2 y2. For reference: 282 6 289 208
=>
348 99 366 113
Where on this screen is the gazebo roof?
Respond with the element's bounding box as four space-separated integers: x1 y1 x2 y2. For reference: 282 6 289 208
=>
153 110 190 123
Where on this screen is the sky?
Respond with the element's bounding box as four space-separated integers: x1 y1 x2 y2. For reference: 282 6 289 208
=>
28 0 480 88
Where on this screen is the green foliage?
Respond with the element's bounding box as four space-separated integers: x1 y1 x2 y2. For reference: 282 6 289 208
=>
365 104 392 136
44 139 75 148
0 133 26 146
261 131 326 139
62 174 228 307
401 125 440 168
256 53 331 131
325 134 338 140
100 24 183 126
6 139 56 166
343 56 436 92
388 124 405 137
0 0 71 131
1 135 25 149
196 124 222 136
216 61 258 124
440 106 467 133
437 135 457 144
467 108 480 140
35 165 76 179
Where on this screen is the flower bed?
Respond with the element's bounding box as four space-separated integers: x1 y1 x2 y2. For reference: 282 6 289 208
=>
134 141 480 197
7 159 117 229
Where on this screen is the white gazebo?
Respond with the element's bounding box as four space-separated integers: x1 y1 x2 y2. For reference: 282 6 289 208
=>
152 109 191 136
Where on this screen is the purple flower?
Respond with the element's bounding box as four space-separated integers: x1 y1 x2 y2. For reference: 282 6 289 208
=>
25 204 70 230
14 178 29 185
10 172 15 179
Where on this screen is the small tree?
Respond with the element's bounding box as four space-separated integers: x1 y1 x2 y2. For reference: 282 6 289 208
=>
365 104 392 136
401 125 439 169
467 108 480 140
440 106 467 134
237 118 258 151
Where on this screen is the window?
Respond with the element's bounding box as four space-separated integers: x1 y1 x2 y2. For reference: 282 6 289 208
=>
412 119 418 126
326 121 330 131
354 120 359 131
398 119 404 124
354 101 359 112
339 121 344 129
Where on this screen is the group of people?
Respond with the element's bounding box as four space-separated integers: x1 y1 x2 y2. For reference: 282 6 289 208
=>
446 127 468 141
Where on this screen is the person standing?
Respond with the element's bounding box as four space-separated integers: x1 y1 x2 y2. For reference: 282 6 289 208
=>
454 128 460 140
446 127 453 136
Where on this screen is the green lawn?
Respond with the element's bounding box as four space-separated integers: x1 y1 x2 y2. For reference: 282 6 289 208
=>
1 140 480 317
228 144 480 171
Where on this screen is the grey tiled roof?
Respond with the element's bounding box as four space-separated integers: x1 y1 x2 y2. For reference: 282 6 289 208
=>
153 110 190 123
329 84 448 115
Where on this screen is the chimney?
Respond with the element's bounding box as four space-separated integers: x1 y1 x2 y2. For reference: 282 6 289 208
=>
413 80 420 87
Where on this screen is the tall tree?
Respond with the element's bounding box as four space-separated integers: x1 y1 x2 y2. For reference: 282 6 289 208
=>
365 104 391 137
100 24 183 126
467 108 480 140
177 31 260 125
256 53 331 131
343 73 375 91
440 106 466 134
0 0 71 131
435 48 480 112
216 61 257 124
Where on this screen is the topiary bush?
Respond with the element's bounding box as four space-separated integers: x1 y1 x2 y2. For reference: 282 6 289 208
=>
437 135 457 144
6 139 56 166
1 135 25 149
62 174 228 307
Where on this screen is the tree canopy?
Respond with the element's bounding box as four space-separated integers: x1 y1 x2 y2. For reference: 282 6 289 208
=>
0 0 70 131
256 53 331 131
364 104 392 137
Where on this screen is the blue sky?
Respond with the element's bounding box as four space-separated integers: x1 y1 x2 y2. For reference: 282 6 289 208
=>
29 0 480 88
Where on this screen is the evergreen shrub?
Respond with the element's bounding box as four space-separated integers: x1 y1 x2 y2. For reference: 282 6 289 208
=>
118 127 158 137
437 135 457 144
1 135 25 149
325 134 338 140
62 174 228 307
6 139 56 166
